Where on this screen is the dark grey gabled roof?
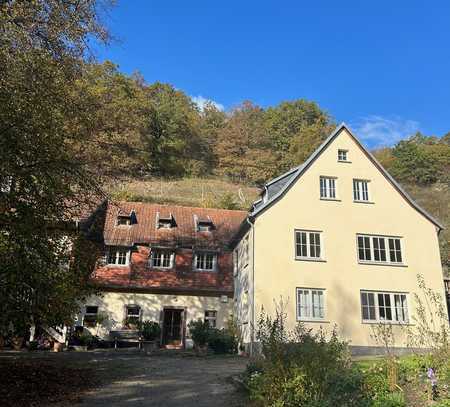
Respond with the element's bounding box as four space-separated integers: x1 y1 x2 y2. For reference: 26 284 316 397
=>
248 123 444 231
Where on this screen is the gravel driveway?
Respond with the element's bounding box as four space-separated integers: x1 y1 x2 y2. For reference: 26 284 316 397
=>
55 349 248 407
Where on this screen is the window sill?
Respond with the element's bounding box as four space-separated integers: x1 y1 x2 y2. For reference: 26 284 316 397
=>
297 318 330 323
338 160 352 164
149 266 174 271
354 200 374 204
295 257 326 263
362 320 412 326
106 264 129 267
194 269 217 272
320 198 341 202
358 261 407 268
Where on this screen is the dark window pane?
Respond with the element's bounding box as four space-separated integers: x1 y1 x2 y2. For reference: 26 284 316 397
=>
361 293 367 306
358 248 365 260
374 239 380 261
379 239 386 261
362 307 369 320
86 306 98 314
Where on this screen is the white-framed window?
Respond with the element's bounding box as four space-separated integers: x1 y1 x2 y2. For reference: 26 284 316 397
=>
233 249 239 276
319 176 337 199
157 214 176 229
107 247 130 266
198 223 213 232
83 306 98 327
194 252 217 271
195 216 214 232
338 149 348 162
125 305 141 325
158 220 172 229
150 249 174 269
388 238 403 263
353 179 370 202
242 235 249 268
357 235 404 265
295 230 323 260
296 288 325 320
204 310 217 328
361 291 409 323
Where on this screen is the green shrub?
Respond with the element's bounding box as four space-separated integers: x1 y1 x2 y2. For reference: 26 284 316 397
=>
77 333 92 346
361 361 390 401
188 319 211 347
434 399 450 407
372 392 405 407
208 328 237 354
188 319 237 353
245 306 370 406
141 320 161 341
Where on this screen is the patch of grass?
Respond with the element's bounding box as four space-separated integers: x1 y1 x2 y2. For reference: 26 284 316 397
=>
106 177 260 210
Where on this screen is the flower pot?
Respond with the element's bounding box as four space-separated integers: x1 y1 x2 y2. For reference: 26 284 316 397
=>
195 344 208 356
142 340 159 354
53 342 64 352
11 336 24 351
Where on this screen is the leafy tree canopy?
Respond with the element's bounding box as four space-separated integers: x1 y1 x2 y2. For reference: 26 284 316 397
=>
0 0 111 333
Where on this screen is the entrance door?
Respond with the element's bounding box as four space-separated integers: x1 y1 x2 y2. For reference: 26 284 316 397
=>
162 308 184 348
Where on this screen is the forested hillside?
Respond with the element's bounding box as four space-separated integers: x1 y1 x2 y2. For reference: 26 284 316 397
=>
73 61 449 271
1 0 448 341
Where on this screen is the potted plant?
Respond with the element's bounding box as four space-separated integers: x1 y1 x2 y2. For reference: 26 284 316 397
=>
124 317 139 330
11 317 28 351
0 314 9 350
72 333 91 351
94 313 109 337
188 319 211 356
141 321 161 354
53 341 64 352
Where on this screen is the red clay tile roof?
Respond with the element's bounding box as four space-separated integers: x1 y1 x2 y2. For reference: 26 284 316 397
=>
103 201 247 249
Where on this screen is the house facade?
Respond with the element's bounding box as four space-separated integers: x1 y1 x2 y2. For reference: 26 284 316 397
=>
233 123 446 354
78 202 246 348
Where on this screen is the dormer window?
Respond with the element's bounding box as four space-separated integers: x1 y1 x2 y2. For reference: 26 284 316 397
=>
194 214 214 232
117 215 131 226
117 210 136 226
156 212 176 229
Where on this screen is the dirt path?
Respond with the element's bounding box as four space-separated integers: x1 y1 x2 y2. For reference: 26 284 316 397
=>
74 351 247 407
1 349 248 406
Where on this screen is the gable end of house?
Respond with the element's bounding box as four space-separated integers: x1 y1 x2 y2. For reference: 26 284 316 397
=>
248 123 444 232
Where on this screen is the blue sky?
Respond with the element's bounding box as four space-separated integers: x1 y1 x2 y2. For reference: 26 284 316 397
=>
95 0 450 148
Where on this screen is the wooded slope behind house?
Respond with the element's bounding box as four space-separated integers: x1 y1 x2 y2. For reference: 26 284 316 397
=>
73 61 449 271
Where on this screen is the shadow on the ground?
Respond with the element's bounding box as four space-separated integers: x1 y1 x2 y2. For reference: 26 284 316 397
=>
0 349 248 407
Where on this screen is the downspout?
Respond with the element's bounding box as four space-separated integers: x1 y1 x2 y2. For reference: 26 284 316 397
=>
246 216 256 355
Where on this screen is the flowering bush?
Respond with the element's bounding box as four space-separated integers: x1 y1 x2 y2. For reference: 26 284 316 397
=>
243 306 370 406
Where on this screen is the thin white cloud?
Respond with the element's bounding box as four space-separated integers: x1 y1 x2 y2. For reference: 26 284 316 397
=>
191 95 224 112
351 115 420 148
